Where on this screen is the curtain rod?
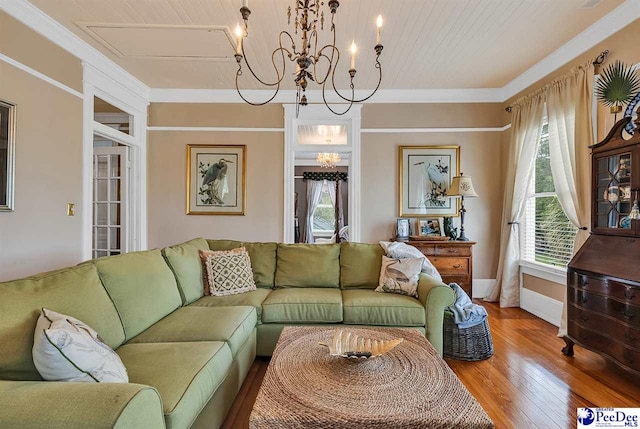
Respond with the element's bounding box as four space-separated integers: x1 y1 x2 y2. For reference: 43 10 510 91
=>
505 49 609 113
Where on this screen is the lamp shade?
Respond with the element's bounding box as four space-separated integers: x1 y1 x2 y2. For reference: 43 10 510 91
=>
448 174 478 197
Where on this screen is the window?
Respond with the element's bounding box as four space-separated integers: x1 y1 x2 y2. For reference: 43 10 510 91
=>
311 181 335 235
523 121 577 268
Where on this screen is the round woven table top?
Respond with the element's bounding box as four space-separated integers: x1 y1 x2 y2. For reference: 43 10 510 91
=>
250 326 494 429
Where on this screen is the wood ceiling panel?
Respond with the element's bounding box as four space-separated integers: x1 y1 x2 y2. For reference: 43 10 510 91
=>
29 0 625 89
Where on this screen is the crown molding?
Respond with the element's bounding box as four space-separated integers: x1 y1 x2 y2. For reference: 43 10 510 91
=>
149 88 505 104
501 0 640 100
0 0 150 102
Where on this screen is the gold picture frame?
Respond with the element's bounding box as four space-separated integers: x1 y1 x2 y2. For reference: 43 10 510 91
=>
186 144 246 215
398 145 460 217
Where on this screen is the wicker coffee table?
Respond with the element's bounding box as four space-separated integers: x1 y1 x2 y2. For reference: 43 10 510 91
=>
250 326 494 429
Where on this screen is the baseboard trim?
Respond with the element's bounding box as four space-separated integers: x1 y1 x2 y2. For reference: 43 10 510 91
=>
472 279 495 299
520 287 563 327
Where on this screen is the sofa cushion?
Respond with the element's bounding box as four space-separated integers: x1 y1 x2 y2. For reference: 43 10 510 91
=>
262 288 343 323
0 264 125 381
162 238 209 305
207 239 242 251
94 249 182 341
117 341 232 429
207 240 277 289
128 306 256 356
275 244 340 288
340 242 385 289
190 288 271 323
241 242 277 288
342 289 426 326
200 248 257 296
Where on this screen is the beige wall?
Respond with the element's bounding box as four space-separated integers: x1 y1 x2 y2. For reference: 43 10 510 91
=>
148 102 506 279
504 18 640 298
0 12 83 281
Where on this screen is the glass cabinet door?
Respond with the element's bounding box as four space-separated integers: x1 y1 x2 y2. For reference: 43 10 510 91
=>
595 152 633 230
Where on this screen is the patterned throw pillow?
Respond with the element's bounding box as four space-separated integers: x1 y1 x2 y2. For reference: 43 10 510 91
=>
199 247 257 296
32 308 128 383
375 256 423 298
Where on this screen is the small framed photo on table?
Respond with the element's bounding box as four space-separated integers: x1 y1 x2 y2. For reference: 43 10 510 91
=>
396 218 411 239
419 218 444 236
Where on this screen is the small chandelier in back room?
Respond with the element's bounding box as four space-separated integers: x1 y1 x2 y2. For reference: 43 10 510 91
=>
233 0 384 116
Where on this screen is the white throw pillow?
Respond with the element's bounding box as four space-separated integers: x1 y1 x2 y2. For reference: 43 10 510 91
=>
376 256 424 297
32 308 128 383
379 241 442 281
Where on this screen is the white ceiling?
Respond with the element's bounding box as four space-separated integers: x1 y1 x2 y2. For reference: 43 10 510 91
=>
29 0 624 90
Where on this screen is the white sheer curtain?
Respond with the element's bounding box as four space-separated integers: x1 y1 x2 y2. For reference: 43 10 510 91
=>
326 180 344 235
546 62 594 335
303 180 324 244
486 94 545 307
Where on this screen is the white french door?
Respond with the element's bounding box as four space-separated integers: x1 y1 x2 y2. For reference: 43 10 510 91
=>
92 146 129 258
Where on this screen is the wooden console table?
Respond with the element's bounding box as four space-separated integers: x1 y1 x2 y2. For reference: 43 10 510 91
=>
403 240 475 296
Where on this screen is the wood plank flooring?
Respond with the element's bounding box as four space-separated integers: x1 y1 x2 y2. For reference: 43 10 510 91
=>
222 302 640 429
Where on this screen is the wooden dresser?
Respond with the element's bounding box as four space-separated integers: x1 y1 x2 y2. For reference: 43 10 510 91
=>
563 116 640 377
405 240 475 296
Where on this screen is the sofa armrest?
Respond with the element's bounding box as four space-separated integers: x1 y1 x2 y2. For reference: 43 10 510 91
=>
417 273 455 356
0 381 165 429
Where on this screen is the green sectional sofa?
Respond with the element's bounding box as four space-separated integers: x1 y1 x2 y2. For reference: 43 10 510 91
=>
0 238 454 429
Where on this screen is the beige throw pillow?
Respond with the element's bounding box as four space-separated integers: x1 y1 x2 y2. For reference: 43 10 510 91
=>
199 247 257 296
376 256 423 297
32 308 128 383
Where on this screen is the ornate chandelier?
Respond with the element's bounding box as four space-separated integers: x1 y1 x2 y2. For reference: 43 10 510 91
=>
316 153 341 168
233 0 384 115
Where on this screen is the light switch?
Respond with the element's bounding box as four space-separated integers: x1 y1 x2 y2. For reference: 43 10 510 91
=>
67 203 75 216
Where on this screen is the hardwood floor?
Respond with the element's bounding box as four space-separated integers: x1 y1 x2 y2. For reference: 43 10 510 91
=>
222 302 640 429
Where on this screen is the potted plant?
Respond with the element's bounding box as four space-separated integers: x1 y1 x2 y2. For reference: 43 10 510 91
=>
595 60 640 121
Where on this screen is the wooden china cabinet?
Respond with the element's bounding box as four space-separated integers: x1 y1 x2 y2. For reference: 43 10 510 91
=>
563 117 640 377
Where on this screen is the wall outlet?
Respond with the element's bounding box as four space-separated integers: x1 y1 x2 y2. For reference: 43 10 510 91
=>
67 203 75 216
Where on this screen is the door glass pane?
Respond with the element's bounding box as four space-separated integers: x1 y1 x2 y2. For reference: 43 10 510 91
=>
110 203 120 226
110 179 120 201
96 203 108 225
110 228 121 251
96 155 108 178
95 227 108 250
110 154 121 177
596 152 632 229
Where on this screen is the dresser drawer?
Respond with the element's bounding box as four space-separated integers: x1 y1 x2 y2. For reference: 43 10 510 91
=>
431 257 469 275
410 243 436 256
568 286 640 328
573 272 640 305
569 323 640 371
568 303 640 350
435 245 471 257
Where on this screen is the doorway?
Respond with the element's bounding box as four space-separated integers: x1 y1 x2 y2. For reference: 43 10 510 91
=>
92 136 129 258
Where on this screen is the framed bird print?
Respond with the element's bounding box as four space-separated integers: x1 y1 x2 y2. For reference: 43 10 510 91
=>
186 145 246 215
398 145 460 217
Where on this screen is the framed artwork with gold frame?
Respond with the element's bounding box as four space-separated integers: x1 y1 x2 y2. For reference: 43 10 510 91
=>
399 145 460 217
186 144 246 215
0 99 16 212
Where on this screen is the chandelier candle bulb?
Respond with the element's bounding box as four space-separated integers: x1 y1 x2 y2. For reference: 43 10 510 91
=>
376 15 383 45
350 41 357 71
234 24 243 55
243 0 248 8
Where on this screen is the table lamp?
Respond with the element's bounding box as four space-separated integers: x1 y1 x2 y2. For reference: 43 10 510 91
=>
447 173 478 241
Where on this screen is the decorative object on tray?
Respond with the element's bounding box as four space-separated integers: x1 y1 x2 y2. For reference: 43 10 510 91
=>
443 216 459 240
418 217 444 237
595 60 640 121
0 99 16 212
398 145 460 217
409 235 449 241
319 329 403 360
446 173 478 241
395 217 410 239
186 144 246 215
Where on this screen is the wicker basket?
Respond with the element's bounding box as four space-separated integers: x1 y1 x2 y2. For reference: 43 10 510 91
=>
443 310 494 361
